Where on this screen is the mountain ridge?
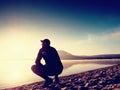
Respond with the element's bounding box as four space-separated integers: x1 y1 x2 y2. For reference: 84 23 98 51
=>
58 50 120 60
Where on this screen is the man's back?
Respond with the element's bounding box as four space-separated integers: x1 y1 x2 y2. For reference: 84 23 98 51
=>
40 46 63 69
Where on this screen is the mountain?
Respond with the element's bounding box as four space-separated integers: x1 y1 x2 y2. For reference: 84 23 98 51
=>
58 50 88 59
57 50 76 59
58 50 120 60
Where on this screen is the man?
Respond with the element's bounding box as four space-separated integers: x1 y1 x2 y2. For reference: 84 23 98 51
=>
31 39 63 87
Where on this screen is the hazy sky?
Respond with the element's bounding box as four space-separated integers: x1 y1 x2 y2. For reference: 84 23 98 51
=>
0 0 120 59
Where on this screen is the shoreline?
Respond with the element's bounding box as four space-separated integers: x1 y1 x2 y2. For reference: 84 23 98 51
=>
2 64 120 90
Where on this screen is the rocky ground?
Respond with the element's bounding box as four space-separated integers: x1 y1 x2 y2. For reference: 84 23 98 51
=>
3 64 120 90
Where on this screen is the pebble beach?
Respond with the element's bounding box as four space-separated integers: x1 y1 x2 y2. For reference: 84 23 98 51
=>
3 64 120 90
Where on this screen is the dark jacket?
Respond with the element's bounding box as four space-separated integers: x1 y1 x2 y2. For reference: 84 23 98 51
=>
35 46 63 75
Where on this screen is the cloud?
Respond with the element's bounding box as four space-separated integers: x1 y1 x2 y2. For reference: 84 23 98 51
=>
111 30 120 40
77 28 120 46
90 30 120 41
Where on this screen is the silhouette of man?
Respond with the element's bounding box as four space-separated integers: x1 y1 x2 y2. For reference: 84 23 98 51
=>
31 39 63 87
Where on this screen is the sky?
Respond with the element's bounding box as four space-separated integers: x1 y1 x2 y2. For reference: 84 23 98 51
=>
0 0 120 60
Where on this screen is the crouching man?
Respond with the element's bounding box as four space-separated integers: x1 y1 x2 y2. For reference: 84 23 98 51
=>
31 39 63 87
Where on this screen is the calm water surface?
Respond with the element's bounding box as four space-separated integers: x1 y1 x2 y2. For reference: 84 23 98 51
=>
0 59 120 89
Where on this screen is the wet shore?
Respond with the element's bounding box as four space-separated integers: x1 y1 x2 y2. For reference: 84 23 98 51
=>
3 64 120 90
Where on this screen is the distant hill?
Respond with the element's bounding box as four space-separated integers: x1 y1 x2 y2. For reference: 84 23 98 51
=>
57 50 76 59
58 50 120 60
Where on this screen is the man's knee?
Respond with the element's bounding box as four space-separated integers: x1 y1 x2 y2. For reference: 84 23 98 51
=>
31 65 36 72
31 64 45 76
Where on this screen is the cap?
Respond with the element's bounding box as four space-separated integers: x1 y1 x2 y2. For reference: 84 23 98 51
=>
41 39 50 45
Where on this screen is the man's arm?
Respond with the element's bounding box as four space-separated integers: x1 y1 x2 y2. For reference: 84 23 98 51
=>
35 49 42 65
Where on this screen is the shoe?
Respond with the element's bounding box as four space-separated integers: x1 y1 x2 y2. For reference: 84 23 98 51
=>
42 78 53 88
55 78 59 84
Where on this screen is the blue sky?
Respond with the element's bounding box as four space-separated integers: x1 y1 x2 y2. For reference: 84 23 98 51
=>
0 0 120 59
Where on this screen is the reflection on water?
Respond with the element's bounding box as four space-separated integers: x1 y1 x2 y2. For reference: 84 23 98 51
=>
62 59 120 76
62 64 112 76
0 59 120 89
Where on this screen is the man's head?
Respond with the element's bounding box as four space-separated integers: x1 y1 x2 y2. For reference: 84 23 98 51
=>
41 39 50 46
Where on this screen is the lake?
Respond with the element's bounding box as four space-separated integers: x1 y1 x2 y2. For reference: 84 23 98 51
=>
0 59 120 89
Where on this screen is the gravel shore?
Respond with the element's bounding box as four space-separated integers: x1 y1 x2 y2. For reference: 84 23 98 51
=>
3 64 120 90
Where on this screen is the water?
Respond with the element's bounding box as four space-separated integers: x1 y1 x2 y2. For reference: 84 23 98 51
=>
0 59 120 89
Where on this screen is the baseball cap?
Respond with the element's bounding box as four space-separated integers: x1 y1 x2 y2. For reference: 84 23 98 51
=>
41 39 50 45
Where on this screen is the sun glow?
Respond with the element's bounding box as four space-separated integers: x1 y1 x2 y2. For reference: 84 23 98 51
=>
1 33 29 59
6 68 24 82
0 23 41 59
0 60 33 86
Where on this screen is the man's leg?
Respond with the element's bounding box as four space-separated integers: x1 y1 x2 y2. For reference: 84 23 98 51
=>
31 64 45 77
55 75 59 84
31 65 53 87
